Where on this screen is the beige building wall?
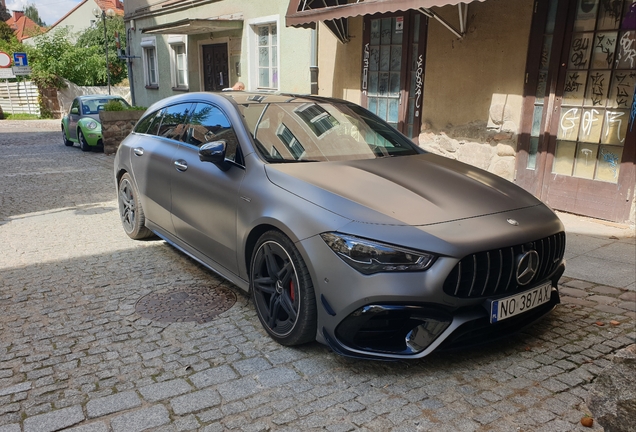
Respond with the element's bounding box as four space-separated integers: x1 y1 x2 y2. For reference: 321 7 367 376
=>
317 18 363 103
315 0 534 181
422 0 533 132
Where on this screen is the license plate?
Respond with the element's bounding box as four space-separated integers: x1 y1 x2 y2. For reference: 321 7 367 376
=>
490 282 552 323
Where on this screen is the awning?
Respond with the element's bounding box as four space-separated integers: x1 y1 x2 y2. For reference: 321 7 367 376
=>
142 14 243 35
286 0 480 42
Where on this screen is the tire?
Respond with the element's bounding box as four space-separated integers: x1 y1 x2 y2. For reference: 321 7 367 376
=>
62 127 73 147
78 130 91 152
117 173 153 240
250 230 317 346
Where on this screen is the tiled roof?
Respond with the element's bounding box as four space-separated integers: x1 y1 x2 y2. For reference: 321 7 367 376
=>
6 14 44 41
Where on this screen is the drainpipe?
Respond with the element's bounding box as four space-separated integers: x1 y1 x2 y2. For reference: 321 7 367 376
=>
310 27 318 95
126 25 136 107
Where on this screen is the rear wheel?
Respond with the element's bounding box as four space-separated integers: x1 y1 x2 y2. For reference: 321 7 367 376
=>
62 127 73 146
250 230 317 346
78 130 90 152
118 173 153 239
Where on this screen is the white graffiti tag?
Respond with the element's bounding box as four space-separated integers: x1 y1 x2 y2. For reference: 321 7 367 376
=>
605 111 625 143
619 31 636 69
414 54 423 117
362 43 370 95
581 109 600 139
560 108 580 139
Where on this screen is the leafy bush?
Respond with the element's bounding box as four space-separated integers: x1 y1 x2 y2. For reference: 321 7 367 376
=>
104 100 126 111
103 100 147 111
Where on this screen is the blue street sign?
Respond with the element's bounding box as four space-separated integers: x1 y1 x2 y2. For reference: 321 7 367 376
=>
13 52 28 67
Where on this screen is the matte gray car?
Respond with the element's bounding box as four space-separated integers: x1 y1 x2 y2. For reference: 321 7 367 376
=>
114 92 566 360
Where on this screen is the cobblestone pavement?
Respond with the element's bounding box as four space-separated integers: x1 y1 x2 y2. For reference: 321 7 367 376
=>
1 120 635 432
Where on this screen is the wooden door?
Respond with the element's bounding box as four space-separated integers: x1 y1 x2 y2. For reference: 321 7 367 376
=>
202 43 229 92
361 12 428 138
516 0 635 222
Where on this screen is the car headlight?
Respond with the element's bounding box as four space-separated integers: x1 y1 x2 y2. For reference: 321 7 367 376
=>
320 232 436 275
86 121 98 130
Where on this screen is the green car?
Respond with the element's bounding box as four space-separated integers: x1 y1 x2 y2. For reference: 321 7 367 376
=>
61 95 130 152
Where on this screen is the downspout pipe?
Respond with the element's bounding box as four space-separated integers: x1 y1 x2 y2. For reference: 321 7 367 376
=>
310 27 318 95
127 27 136 107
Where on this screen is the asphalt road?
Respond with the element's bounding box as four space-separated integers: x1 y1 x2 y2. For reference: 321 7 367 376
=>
0 120 634 432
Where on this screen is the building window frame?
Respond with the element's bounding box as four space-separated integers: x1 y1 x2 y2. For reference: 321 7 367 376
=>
168 35 188 91
247 15 280 91
141 36 159 89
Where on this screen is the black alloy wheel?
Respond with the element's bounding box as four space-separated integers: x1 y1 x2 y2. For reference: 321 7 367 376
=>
251 231 317 346
62 127 73 146
78 130 90 152
117 173 153 240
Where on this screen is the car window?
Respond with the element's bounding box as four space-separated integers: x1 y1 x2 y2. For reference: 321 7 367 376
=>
81 98 130 115
241 101 420 163
156 103 194 141
184 103 241 163
71 99 80 114
134 109 162 135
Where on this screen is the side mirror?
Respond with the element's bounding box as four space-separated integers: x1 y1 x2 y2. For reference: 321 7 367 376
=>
71 107 79 115
199 140 230 171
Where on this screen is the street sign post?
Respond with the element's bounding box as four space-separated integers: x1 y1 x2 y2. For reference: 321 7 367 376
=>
12 66 32 76
0 68 16 79
13 52 28 67
0 51 11 68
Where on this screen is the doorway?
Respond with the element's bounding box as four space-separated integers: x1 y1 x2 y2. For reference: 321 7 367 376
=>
361 12 428 139
516 0 635 222
202 43 229 91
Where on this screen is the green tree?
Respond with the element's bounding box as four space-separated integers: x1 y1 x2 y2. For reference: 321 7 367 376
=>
25 3 46 27
0 2 10 22
0 20 14 43
30 28 107 88
76 15 127 85
0 21 24 55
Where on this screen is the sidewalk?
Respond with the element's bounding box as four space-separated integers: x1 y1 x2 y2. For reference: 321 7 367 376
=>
558 211 636 291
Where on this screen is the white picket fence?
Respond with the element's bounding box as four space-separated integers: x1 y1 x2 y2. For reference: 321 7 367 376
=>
0 80 40 116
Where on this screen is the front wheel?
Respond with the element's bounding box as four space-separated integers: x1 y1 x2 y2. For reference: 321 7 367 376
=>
250 230 317 346
118 173 153 240
78 130 90 152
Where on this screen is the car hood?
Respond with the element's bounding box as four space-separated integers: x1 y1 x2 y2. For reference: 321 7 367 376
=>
264 154 543 226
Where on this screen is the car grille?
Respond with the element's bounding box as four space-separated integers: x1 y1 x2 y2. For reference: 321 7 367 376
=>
443 232 565 298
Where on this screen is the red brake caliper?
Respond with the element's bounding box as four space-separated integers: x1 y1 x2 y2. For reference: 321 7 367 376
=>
289 280 295 302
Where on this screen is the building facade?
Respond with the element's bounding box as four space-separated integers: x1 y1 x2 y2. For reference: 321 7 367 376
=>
123 0 314 109
289 0 636 224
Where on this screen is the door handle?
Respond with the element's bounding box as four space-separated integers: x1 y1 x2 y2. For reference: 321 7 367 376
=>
174 160 188 171
133 147 144 156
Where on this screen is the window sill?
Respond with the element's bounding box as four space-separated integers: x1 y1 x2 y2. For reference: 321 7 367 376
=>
145 85 159 90
172 87 189 92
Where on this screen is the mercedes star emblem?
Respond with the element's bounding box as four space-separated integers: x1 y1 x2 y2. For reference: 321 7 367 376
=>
516 250 539 285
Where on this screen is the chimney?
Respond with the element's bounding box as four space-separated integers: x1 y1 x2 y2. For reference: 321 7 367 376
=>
13 10 24 20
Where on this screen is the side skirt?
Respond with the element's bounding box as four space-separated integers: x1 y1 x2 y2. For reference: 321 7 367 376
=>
147 222 250 293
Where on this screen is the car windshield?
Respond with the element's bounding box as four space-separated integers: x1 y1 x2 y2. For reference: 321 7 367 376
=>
236 98 420 163
82 98 130 115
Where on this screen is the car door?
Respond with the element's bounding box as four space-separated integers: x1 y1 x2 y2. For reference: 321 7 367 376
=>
68 99 81 140
170 102 246 274
129 103 194 233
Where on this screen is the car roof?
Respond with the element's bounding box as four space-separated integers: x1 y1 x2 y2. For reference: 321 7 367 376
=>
218 91 346 107
77 95 125 101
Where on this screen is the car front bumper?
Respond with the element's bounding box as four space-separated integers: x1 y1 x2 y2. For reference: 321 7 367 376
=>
297 220 565 360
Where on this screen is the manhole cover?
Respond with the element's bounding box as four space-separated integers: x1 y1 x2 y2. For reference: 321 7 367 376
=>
135 286 237 323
